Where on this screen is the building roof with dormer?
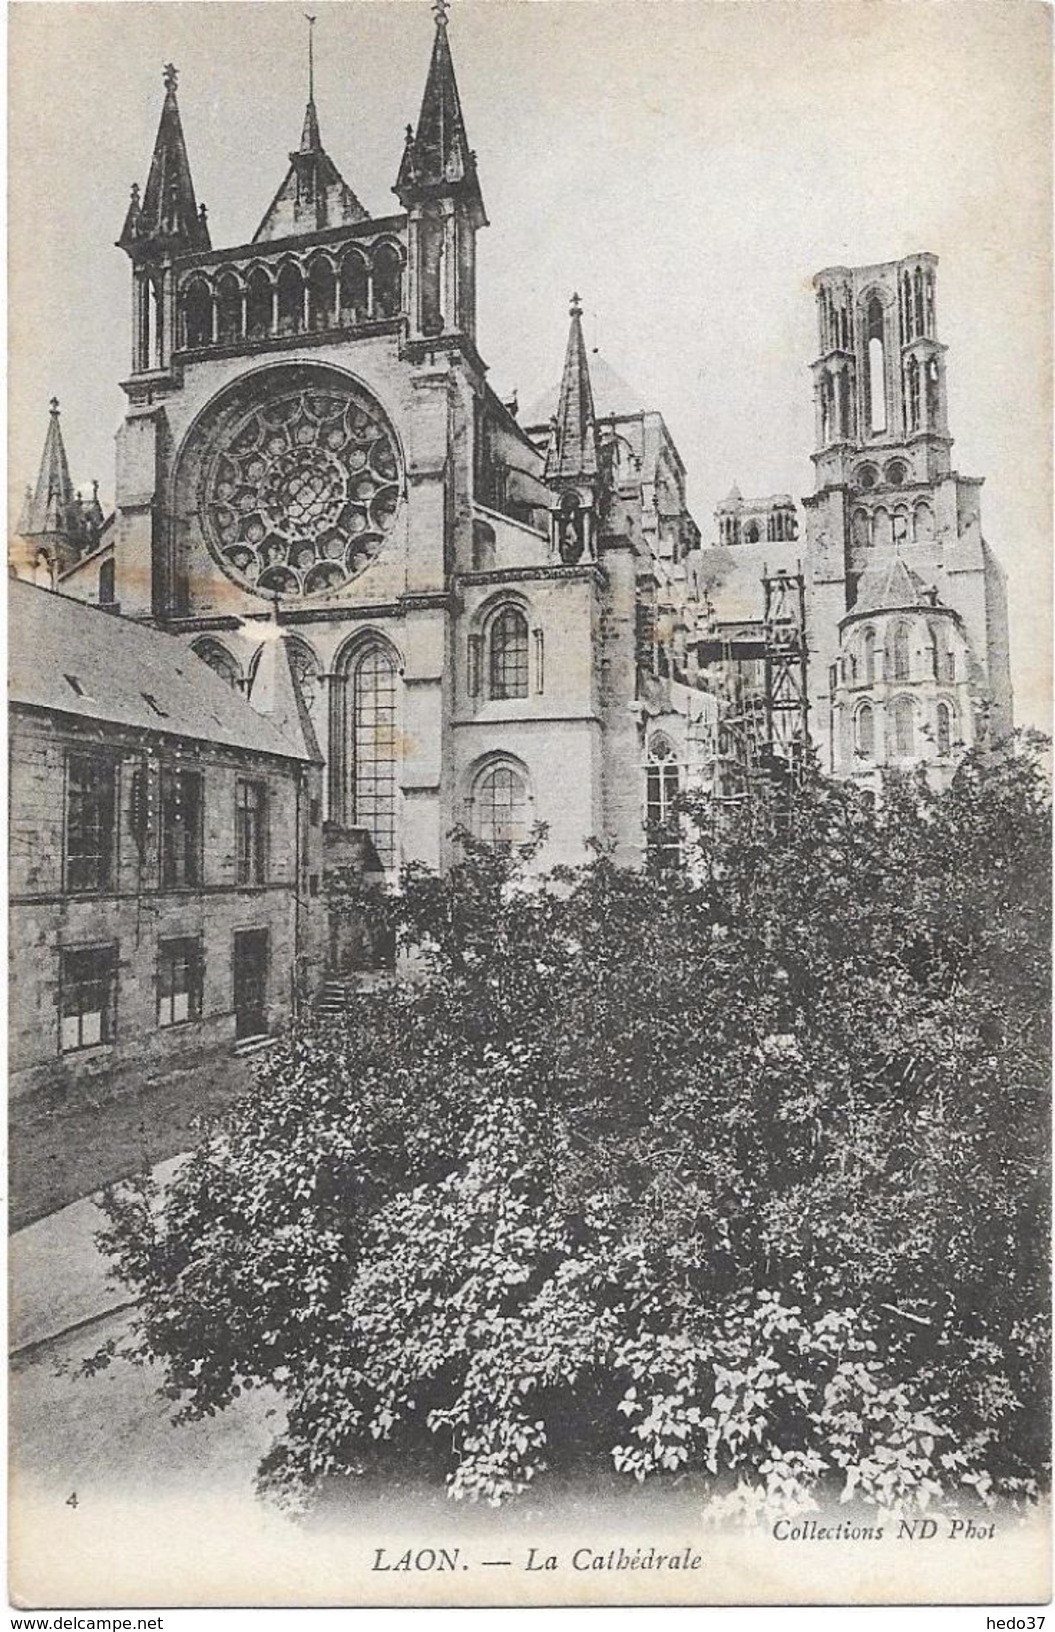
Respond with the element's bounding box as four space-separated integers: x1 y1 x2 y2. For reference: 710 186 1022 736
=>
9 580 313 763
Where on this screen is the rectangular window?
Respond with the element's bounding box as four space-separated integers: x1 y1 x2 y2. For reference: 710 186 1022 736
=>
157 937 203 1027
160 768 203 889
65 754 117 893
60 944 117 1052
235 779 267 885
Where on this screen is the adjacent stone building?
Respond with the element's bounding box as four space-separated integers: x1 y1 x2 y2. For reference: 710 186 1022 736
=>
8 579 323 1101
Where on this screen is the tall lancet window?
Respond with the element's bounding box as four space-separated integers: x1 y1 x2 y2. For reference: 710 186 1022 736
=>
866 296 887 435
351 644 399 869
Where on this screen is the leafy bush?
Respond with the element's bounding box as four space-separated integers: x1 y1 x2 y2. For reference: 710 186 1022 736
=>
90 743 1051 1512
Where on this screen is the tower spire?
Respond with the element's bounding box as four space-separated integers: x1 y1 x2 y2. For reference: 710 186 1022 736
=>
300 14 321 152
395 0 485 216
118 64 210 256
544 296 604 565
253 16 368 241
545 294 600 484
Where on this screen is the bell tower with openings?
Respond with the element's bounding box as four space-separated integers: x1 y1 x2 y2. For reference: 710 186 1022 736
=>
804 253 1011 772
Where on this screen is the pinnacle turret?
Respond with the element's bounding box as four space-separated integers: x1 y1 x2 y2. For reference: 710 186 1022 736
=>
118 64 210 257
395 0 485 219
544 295 601 485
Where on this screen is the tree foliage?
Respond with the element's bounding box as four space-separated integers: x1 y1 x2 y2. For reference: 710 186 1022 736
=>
90 741 1051 1513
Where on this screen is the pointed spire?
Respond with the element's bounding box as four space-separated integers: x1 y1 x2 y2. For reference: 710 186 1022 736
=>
119 64 210 257
253 18 368 242
300 14 321 152
395 0 484 216
22 398 78 539
545 294 601 484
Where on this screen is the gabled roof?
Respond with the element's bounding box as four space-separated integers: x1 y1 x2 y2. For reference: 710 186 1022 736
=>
543 295 600 484
8 581 312 763
253 93 369 243
119 65 210 257
394 4 484 216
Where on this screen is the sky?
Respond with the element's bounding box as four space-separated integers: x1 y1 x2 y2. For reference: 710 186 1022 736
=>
8 0 1052 727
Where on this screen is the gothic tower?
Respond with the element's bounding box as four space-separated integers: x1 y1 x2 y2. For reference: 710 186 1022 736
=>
543 293 602 564
803 254 1012 775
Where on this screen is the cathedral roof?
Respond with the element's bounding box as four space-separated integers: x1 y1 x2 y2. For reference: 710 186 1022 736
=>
8 580 313 763
20 399 78 539
544 294 600 484
119 65 210 256
848 554 932 619
395 2 484 215
525 351 644 428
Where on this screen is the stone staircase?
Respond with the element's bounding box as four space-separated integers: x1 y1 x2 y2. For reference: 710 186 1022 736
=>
315 972 395 1017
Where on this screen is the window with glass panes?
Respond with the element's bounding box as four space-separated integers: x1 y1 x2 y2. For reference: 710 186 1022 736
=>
235 780 267 885
157 937 203 1027
489 606 529 699
646 735 681 866
160 768 203 888
60 944 116 1051
65 754 116 892
475 763 527 849
352 646 398 868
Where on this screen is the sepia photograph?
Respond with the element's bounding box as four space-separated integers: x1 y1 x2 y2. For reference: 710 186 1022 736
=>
6 0 1052 1611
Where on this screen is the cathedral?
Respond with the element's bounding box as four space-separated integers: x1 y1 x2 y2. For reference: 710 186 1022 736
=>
13 1 1014 899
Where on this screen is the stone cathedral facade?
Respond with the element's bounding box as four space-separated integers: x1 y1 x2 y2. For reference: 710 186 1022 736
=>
14 6 1014 912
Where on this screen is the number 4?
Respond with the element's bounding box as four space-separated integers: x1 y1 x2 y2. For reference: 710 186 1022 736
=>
66 1492 78 1509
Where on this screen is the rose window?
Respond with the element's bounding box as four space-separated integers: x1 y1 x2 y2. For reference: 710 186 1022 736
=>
201 385 401 599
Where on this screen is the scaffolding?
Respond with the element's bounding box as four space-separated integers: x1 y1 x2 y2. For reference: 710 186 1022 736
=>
762 565 810 785
690 564 809 806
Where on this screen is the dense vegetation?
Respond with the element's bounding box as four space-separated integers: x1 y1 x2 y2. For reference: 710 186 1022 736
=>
91 743 1051 1514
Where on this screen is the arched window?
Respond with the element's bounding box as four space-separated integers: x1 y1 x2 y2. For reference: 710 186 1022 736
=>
182 278 212 349
913 266 925 336
906 356 921 432
473 760 528 850
936 701 953 757
98 558 115 606
892 696 915 758
645 734 681 868
339 250 369 324
284 636 322 717
892 507 910 548
891 621 911 681
851 508 869 549
872 508 892 550
372 243 403 319
855 702 875 757
307 257 336 332
349 643 399 869
277 262 304 336
192 638 241 691
216 273 242 346
246 268 273 341
862 627 877 685
914 499 935 544
866 296 886 434
489 605 529 700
